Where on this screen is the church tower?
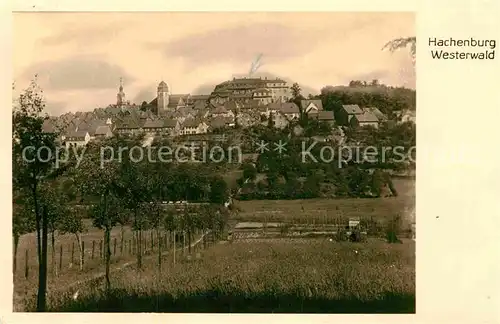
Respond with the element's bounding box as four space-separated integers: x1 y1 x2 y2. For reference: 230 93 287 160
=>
157 81 170 114
116 77 126 108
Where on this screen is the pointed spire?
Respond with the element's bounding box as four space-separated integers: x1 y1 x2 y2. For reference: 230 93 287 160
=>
119 77 123 91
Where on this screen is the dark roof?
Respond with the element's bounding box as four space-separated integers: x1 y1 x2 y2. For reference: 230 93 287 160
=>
279 102 300 114
190 95 210 101
78 119 106 135
65 130 88 140
143 119 165 129
163 119 179 128
267 102 281 111
212 105 228 114
317 110 335 121
115 116 142 129
94 125 112 135
301 99 323 112
342 104 363 115
355 111 379 123
193 101 208 110
364 107 386 120
182 118 202 128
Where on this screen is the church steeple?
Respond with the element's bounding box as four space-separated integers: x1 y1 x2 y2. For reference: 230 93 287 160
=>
117 77 126 106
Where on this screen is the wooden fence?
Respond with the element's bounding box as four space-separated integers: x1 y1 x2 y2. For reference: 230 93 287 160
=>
17 228 212 280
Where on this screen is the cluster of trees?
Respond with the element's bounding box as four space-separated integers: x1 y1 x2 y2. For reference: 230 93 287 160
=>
12 78 231 311
319 82 415 121
235 122 408 200
288 77 415 127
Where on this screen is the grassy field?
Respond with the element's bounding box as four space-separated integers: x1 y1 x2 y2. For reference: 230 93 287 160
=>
15 178 415 312
231 178 415 230
37 238 415 313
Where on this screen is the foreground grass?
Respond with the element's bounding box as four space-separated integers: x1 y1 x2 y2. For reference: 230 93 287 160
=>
38 238 415 313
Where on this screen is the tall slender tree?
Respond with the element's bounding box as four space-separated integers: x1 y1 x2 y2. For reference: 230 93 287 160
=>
12 77 61 311
76 140 122 291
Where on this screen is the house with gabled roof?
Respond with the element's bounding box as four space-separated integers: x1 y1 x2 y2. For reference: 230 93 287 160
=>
114 116 143 135
349 110 379 128
211 105 235 119
64 130 90 149
317 110 335 123
163 119 181 136
209 116 234 131
272 111 290 129
278 102 300 120
142 118 166 136
301 99 324 118
337 104 364 125
364 107 387 122
180 118 209 135
94 125 113 139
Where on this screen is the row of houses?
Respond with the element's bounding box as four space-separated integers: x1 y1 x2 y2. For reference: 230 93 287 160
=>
43 97 397 148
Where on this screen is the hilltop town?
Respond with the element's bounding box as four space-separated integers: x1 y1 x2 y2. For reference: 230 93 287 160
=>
41 76 416 148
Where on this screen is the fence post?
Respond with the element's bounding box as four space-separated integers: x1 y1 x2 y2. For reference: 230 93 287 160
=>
129 239 132 255
59 245 63 274
24 249 29 279
82 241 85 268
151 231 154 251
91 240 95 259
99 240 103 259
71 242 75 265
113 237 117 256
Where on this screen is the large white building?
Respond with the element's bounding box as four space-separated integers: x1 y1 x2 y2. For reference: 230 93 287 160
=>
209 77 291 106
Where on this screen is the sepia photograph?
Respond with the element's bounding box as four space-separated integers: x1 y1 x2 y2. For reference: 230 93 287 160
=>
12 12 416 313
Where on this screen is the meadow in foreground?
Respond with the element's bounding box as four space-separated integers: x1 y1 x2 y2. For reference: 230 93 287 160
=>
37 238 415 313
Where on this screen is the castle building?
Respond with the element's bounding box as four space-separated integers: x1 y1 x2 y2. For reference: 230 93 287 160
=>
209 77 291 106
148 80 206 115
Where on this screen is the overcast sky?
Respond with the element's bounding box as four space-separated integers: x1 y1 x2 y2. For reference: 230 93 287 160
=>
13 12 415 115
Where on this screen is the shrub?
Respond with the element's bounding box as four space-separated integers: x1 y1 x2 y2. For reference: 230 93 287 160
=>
335 228 349 242
349 230 366 243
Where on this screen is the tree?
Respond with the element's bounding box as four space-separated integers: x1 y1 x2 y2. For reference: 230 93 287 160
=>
209 176 229 205
12 77 61 312
144 162 168 271
383 36 416 63
58 201 85 270
291 82 302 99
113 138 150 270
39 183 72 277
76 140 122 291
242 162 257 182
